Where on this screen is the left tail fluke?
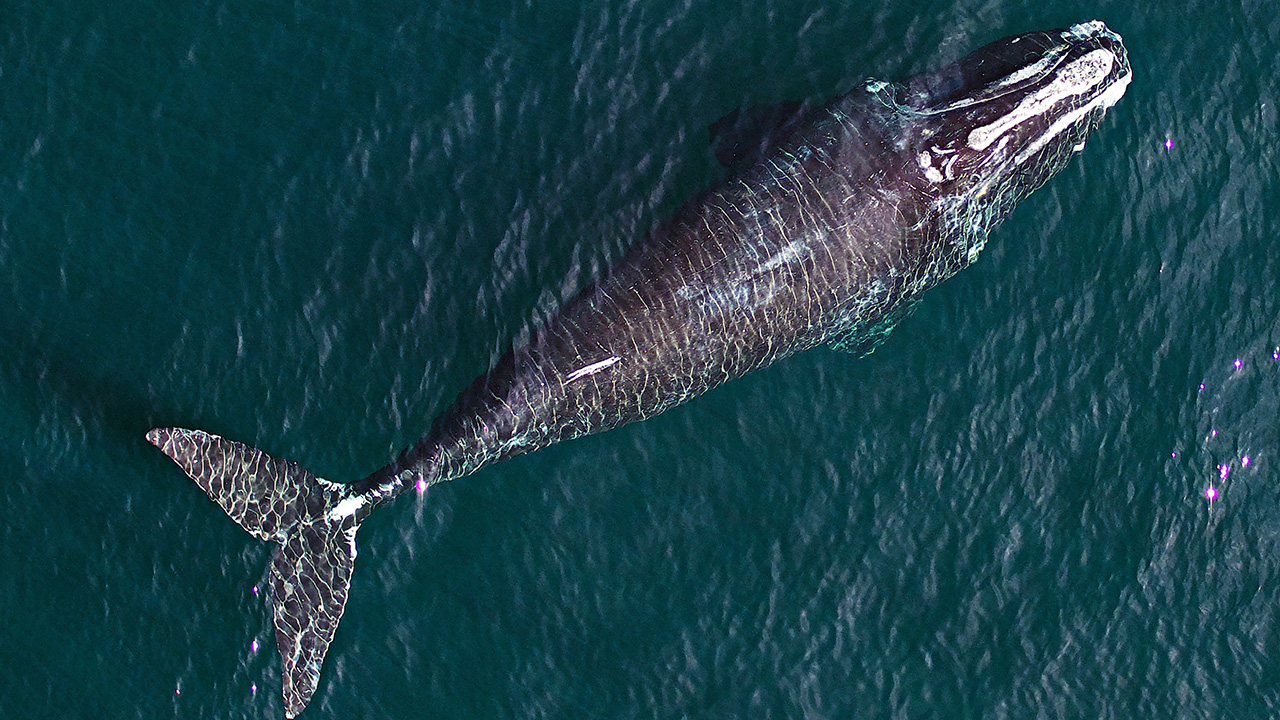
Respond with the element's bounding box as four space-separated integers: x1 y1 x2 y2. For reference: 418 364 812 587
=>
146 427 366 718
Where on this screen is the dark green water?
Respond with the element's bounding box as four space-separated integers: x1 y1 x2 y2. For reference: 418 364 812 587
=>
3 1 1279 718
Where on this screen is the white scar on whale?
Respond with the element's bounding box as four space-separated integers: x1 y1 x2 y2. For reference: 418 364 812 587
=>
566 356 622 381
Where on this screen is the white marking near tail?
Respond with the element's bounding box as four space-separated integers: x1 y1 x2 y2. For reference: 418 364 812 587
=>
327 494 368 522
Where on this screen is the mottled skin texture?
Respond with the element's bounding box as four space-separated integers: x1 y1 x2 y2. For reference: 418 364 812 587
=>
147 22 1130 718
361 24 1134 500
369 96 945 493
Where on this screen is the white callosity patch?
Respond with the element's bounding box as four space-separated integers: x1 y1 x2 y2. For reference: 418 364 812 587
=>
918 151 945 183
920 145 962 183
1065 20 1110 41
926 44 1070 117
1011 56 1130 166
967 49 1117 152
990 45 1068 92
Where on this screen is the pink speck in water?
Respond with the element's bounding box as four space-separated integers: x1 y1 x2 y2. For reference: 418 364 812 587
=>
251 639 260 653
252 585 259 596
1218 463 1231 480
1242 455 1251 467
1234 358 1243 369
1205 485 1218 502
416 478 427 493
251 683 257 695
1164 137 1173 150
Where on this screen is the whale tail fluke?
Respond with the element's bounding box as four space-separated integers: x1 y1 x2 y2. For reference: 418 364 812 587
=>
146 427 362 718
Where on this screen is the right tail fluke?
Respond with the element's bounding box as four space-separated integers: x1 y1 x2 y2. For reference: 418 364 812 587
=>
146 427 366 718
268 508 356 717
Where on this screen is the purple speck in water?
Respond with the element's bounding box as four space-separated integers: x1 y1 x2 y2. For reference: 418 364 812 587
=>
1242 455 1251 467
1218 463 1230 480
1164 137 1173 150
251 639 260 653
1234 358 1243 369
251 683 257 695
1205 485 1218 501
252 585 259 596
1199 383 1205 391
1171 451 1178 458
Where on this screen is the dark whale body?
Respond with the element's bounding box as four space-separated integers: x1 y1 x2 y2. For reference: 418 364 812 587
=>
147 22 1130 717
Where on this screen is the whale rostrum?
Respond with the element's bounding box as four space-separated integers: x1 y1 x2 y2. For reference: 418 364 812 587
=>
148 22 1130 717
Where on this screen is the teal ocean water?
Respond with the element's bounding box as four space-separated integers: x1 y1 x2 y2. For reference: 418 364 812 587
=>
2 0 1278 717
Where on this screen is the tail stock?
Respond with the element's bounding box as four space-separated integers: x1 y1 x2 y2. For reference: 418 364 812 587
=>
146 427 369 718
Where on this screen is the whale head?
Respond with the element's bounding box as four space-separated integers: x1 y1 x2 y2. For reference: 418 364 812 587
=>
874 21 1131 260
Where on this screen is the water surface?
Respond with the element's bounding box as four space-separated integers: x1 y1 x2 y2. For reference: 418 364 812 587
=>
2 0 1278 717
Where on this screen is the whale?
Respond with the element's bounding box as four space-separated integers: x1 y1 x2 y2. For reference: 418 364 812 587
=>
147 21 1130 717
